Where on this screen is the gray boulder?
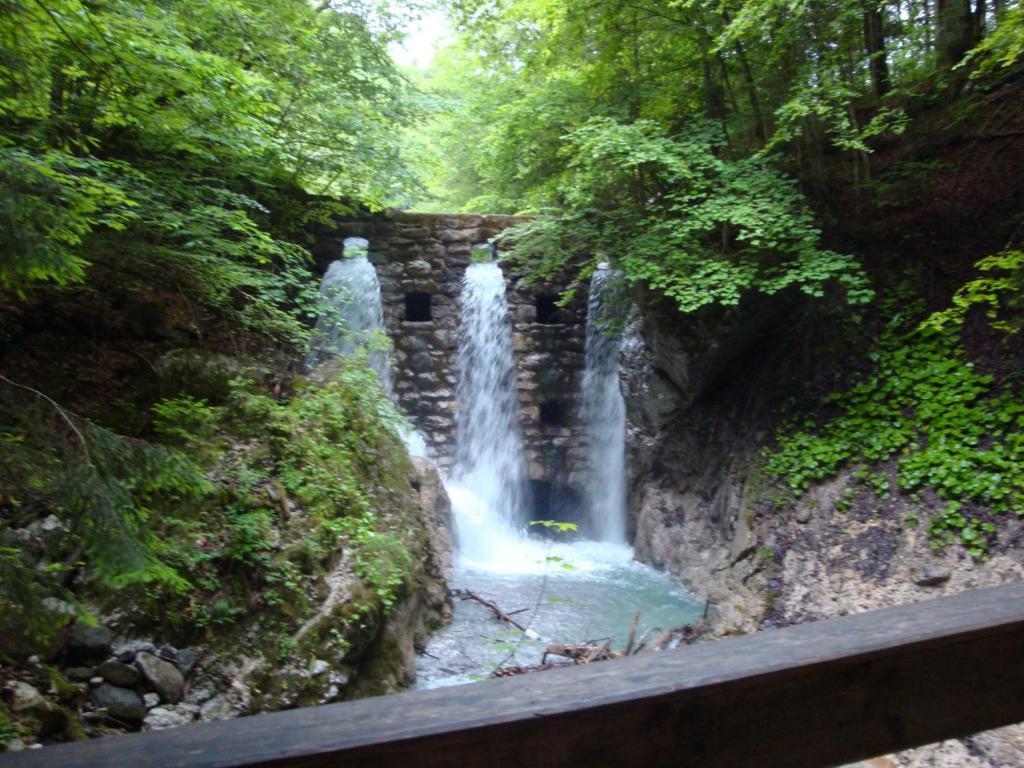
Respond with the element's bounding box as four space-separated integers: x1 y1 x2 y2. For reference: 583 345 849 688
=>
68 622 112 663
913 564 952 587
143 704 199 731
97 659 141 687
175 648 200 679
7 682 47 715
90 684 146 724
135 652 185 704
199 695 239 722
65 667 95 683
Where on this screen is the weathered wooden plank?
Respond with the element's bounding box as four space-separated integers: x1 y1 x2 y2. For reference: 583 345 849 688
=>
4 583 1023 768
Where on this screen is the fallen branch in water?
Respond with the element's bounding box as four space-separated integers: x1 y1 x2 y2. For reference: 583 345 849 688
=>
637 602 711 653
542 640 622 665
623 609 640 656
464 595 713 679
451 588 528 632
490 664 556 678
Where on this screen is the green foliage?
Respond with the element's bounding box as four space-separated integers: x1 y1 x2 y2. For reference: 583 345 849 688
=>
766 307 1024 555
152 396 223 448
0 380 207 645
352 531 412 608
0 149 135 293
503 117 872 312
412 0 1014 218
0 704 20 746
0 545 69 647
142 362 415 640
2 359 417 649
921 250 1024 334
928 500 999 558
756 546 775 567
0 388 207 590
0 0 413 342
964 6 1024 78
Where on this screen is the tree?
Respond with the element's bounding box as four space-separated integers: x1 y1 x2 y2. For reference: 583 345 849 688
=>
0 0 415 342
863 0 892 97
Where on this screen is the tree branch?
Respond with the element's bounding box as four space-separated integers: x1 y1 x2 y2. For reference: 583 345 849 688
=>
0 374 91 466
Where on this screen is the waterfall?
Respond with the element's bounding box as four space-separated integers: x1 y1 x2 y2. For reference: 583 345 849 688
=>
448 249 528 563
304 238 433 458
304 237 392 394
582 267 627 543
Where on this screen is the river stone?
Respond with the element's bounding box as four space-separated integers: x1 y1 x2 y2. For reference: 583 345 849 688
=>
144 693 160 709
7 682 46 714
0 598 74 661
157 644 178 661
5 682 71 740
65 667 95 683
200 694 238 721
175 648 199 679
135 652 185 703
144 704 199 731
97 659 140 687
90 684 146 723
113 640 156 662
912 564 951 587
68 622 112 662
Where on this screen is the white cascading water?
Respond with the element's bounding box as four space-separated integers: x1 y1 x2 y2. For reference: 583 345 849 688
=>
416 256 701 689
304 237 393 395
447 248 529 565
581 266 628 543
304 237 430 458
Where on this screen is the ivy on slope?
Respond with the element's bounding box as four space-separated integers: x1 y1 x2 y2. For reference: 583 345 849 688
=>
766 297 1024 556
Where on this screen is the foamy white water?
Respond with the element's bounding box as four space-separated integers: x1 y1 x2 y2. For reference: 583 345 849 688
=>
582 268 628 543
450 257 528 561
413 255 697 690
304 237 393 393
401 427 430 459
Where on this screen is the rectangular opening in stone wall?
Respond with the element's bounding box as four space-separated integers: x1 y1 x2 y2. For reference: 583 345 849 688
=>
539 400 568 427
405 292 433 322
535 294 565 325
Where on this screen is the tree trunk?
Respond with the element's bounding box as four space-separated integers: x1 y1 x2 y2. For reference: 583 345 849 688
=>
971 0 986 43
720 9 768 144
863 2 891 97
736 43 768 143
936 0 974 68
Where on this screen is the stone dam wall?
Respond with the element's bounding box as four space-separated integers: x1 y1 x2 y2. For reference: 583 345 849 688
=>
313 211 591 514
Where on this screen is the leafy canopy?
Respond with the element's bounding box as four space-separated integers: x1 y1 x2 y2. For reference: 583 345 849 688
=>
1 0 416 342
502 117 873 312
406 0 1023 311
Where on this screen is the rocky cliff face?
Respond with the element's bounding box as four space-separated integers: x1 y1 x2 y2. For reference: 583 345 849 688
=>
197 456 455 715
621 299 1024 767
621 300 782 636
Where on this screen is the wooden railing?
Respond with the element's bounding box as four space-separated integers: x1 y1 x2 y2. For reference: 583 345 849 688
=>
4 582 1024 768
